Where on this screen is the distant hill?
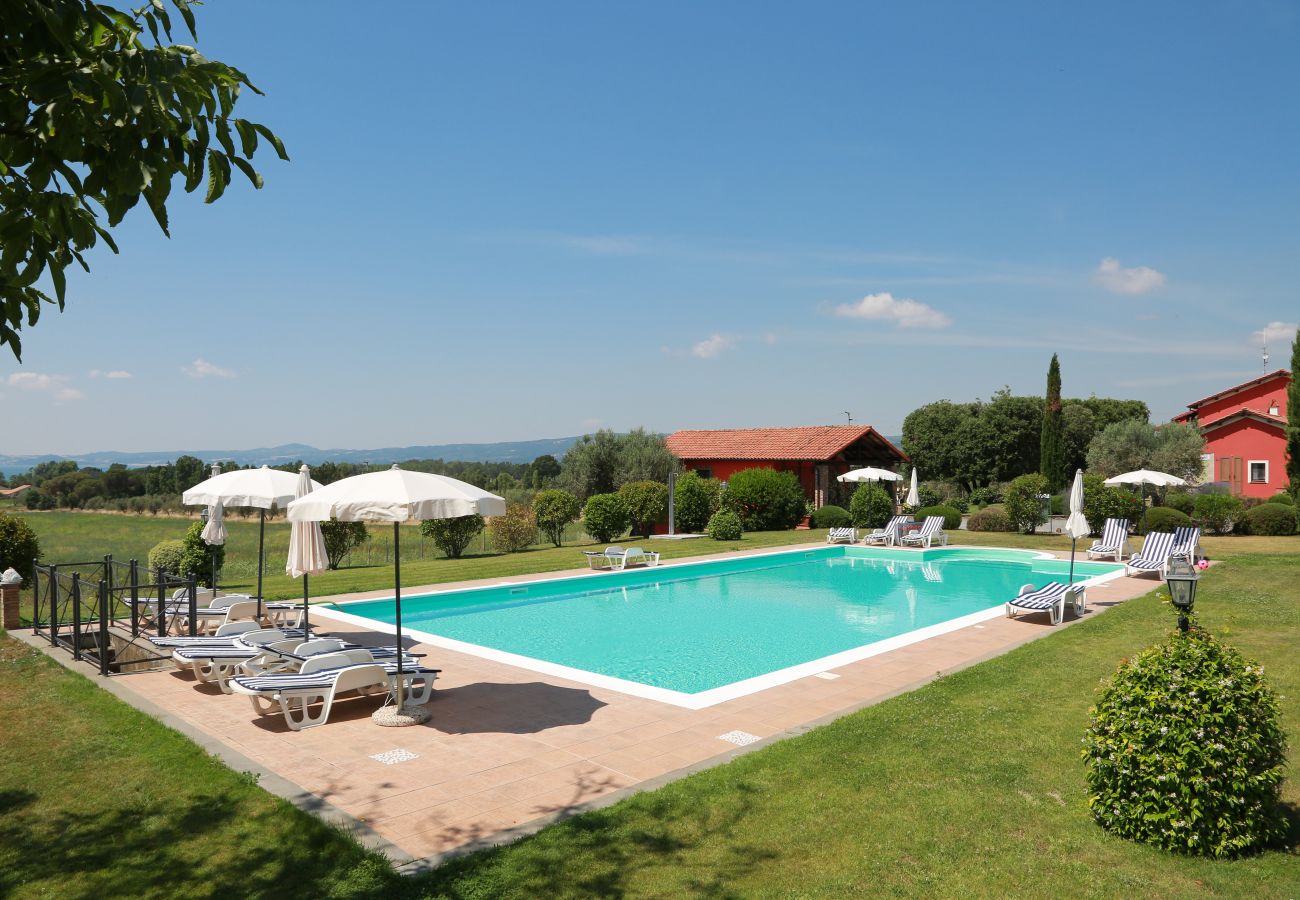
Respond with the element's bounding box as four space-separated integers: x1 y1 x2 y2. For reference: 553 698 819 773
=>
0 437 582 477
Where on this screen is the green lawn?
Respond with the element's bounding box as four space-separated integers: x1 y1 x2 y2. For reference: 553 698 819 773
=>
1 528 1297 897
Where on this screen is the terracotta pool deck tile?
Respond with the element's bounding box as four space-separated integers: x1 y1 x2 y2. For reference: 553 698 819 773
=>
60 544 1159 865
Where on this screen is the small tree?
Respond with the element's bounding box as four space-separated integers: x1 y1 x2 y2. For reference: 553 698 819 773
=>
1004 473 1049 533
177 521 225 587
421 514 484 559
1194 493 1244 535
848 483 893 529
1040 354 1065 491
582 493 630 543
0 511 41 578
673 471 718 533
706 509 743 541
147 539 185 574
618 480 670 538
1082 474 1145 535
532 490 580 547
489 505 537 553
319 520 368 569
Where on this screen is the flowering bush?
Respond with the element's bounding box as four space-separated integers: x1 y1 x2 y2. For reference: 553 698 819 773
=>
1082 626 1287 857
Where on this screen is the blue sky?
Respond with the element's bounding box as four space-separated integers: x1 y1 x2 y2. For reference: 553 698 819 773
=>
4 0 1298 455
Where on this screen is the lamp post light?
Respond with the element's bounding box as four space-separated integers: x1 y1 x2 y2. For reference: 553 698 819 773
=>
1164 557 1200 633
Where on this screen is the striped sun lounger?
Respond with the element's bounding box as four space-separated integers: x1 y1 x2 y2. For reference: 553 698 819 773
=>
173 640 412 692
1125 531 1178 577
900 515 948 549
146 623 310 649
1005 581 1086 626
230 649 441 731
1086 518 1130 562
862 516 910 546
826 527 857 544
1171 525 1201 562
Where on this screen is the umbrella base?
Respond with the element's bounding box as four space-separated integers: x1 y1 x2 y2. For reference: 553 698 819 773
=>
372 704 431 727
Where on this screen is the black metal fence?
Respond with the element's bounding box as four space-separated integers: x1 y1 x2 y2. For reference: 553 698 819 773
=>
31 555 199 675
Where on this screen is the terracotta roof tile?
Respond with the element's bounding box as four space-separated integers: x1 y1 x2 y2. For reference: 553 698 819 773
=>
666 426 906 461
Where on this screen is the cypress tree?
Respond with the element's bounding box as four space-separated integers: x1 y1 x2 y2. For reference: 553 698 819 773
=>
1040 354 1065 492
1288 328 1300 497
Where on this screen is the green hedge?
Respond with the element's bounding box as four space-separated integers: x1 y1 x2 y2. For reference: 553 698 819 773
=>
583 493 630 543
810 505 852 529
1264 493 1294 506
706 509 743 541
1143 506 1192 532
1164 491 1195 514
966 504 1012 532
849 483 894 530
913 505 961 530
1245 502 1297 536
722 468 806 531
1194 493 1245 535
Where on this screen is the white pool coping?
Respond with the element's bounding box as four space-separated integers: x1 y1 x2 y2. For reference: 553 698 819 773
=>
310 545 1130 710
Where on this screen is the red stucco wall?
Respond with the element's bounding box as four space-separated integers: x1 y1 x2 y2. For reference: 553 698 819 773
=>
1204 418 1287 499
1196 375 1288 425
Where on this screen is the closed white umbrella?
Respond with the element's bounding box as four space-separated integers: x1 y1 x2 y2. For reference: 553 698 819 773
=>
287 465 506 727
1103 469 1186 532
905 468 920 507
836 467 902 483
184 464 323 614
285 465 328 638
199 463 227 592
1065 469 1090 584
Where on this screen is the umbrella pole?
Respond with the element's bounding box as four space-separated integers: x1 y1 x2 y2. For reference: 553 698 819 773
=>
393 521 404 709
302 573 309 636
1068 537 1077 585
256 509 265 619
212 548 218 595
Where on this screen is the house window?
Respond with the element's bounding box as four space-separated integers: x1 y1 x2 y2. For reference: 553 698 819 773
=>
1269 400 1280 416
696 467 712 480
1248 460 1269 484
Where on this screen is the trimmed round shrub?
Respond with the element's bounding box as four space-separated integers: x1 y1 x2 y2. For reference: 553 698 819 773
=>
0 511 41 579
532 489 580 547
705 509 743 541
1264 493 1294 506
913 505 961 531
722 467 806 531
1245 502 1297 536
582 493 630 543
173 522 225 587
673 472 722 533
966 504 1012 532
1143 506 1192 532
1194 493 1245 535
810 504 852 529
488 504 537 553
1083 626 1287 858
1164 491 1195 515
420 514 484 559
618 480 670 538
147 539 186 574
849 483 894 530
1004 473 1049 533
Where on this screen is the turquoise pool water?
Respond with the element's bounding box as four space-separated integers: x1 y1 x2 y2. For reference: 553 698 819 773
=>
332 547 1120 696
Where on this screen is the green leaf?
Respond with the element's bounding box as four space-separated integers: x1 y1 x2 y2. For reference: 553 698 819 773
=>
230 156 263 190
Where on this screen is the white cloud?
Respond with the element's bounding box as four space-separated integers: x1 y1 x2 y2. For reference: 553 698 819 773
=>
183 358 236 379
1253 321 1297 348
831 292 952 329
89 369 132 379
691 334 736 359
5 372 83 402
1093 257 1166 295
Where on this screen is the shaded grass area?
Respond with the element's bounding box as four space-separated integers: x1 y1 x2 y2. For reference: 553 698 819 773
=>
2 532 1298 897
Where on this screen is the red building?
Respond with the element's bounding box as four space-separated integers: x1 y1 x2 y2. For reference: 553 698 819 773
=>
665 426 908 508
1173 369 1291 498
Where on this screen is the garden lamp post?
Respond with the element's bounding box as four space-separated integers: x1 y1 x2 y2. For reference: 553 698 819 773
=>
1164 557 1200 633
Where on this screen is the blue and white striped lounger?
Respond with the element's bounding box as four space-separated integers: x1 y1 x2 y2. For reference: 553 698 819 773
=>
826 527 857 544
147 623 310 649
862 516 910 546
900 515 948 549
230 649 441 731
1125 531 1177 577
1086 518 1130 562
1005 581 1086 626
1171 525 1201 562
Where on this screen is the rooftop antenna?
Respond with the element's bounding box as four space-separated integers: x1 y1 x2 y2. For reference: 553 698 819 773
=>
1262 331 1270 374
843 411 852 425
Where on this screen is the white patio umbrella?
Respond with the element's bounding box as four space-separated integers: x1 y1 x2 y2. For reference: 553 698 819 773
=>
285 465 328 637
184 464 322 616
836 467 902 483
1065 469 1090 584
905 468 920 507
1103 469 1186 532
199 463 227 593
287 465 506 727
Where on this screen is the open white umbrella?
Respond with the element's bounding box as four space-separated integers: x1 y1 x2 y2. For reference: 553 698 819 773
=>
1065 469 1090 584
287 465 506 726
836 467 902 483
905 468 920 507
1103 469 1186 532
285 465 328 638
184 464 322 615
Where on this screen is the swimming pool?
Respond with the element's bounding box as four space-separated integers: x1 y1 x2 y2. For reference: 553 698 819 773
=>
321 546 1124 708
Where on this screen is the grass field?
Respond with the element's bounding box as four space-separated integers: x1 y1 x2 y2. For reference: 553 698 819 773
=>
1 526 1297 897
